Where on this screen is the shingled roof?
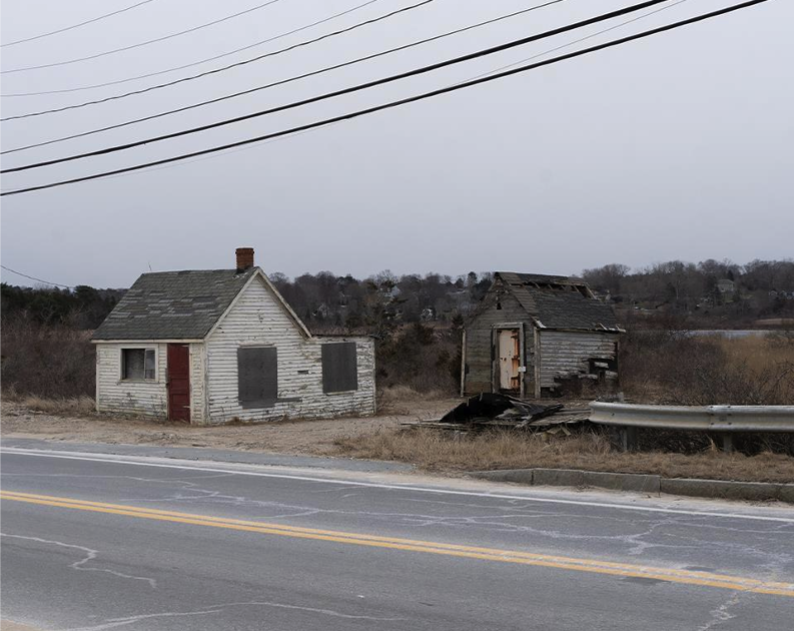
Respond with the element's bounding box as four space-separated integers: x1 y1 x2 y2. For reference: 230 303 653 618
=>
92 268 258 341
495 271 621 332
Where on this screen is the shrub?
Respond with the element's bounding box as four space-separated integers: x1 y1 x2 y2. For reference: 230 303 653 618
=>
375 323 460 394
620 330 794 405
1 317 95 399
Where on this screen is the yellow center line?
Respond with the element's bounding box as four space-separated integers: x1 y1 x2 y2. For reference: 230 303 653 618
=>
2 490 792 597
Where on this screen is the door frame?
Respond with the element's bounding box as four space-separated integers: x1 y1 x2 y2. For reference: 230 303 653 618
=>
491 322 525 398
167 343 191 423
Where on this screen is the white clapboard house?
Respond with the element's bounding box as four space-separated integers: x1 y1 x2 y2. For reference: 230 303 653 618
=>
92 249 376 424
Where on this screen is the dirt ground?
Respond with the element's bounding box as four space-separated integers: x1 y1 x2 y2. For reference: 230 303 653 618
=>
0 398 459 456
4 396 794 484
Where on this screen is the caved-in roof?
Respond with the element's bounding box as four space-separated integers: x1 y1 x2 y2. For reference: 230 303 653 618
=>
495 271 621 332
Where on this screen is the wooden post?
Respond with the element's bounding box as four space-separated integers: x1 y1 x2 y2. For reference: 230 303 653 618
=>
620 426 638 452
534 327 542 399
519 323 526 399
460 329 467 398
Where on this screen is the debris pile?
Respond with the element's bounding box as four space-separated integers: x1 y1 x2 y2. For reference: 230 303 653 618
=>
439 393 564 428
404 393 591 433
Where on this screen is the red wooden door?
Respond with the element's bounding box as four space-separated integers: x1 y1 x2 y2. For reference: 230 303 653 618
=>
167 344 191 423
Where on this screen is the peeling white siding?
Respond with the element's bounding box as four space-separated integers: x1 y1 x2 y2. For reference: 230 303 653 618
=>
189 342 206 423
95 343 168 417
539 331 618 389
203 276 376 425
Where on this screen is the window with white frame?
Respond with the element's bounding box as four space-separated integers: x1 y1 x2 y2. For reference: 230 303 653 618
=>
121 348 156 381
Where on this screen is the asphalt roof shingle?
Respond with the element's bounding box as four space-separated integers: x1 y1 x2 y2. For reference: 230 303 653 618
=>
495 271 620 332
92 268 257 341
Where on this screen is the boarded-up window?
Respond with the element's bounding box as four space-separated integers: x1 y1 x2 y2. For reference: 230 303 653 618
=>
122 348 156 381
238 347 278 408
322 342 358 393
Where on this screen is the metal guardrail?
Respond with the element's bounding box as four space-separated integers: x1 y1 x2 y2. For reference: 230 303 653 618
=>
589 402 794 433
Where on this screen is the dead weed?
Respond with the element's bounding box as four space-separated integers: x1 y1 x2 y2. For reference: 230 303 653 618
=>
334 427 794 484
13 394 96 417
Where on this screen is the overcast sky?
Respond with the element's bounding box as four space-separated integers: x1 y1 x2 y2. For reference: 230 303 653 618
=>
1 0 791 289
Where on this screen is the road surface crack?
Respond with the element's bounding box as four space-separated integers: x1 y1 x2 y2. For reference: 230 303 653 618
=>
61 600 407 630
0 533 157 589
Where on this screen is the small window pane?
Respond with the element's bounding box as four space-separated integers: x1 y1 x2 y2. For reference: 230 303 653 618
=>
122 348 155 380
122 349 145 380
144 349 156 380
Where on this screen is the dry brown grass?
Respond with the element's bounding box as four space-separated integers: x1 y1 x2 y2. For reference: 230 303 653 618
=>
377 386 450 415
621 332 794 405
333 428 794 484
11 394 96 417
719 335 794 369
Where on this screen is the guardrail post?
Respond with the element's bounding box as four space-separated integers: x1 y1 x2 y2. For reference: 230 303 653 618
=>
620 426 638 452
721 434 734 453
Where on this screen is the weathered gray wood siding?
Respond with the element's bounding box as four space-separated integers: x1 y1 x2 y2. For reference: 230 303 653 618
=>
204 276 375 425
463 282 534 395
538 330 619 389
95 343 168 417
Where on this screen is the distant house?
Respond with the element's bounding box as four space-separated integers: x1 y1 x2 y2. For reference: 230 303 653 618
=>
92 249 376 424
461 272 623 398
717 279 736 294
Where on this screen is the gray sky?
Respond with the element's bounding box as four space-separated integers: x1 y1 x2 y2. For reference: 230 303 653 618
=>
1 0 792 288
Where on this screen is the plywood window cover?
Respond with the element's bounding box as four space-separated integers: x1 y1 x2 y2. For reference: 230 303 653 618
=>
238 346 279 409
322 342 358 394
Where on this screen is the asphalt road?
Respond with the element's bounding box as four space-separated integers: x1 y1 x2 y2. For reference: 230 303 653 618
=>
1 447 793 630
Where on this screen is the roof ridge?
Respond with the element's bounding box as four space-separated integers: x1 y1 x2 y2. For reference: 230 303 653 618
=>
139 267 258 276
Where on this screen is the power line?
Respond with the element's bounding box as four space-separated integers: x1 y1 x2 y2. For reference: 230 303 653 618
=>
463 0 689 84
1 0 286 74
1 0 670 174
2 0 561 155
1 0 159 48
1 0 384 101
59 1 678 181
0 0 770 197
0 265 74 289
1 0 432 129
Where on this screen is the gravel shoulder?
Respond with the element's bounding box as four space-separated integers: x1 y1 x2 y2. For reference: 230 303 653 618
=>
0 399 458 456
4 398 793 485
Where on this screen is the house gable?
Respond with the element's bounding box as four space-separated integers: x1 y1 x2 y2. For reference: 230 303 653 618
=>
203 274 324 422
207 268 311 341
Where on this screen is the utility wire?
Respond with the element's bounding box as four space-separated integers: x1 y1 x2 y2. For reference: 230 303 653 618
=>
1 0 286 74
0 0 769 197
64 1 679 180
0 265 74 289
1 0 670 173
463 0 689 84
2 0 561 154
1 0 383 100
2 0 158 48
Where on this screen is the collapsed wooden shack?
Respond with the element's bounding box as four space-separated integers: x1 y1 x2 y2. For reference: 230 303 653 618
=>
461 272 623 398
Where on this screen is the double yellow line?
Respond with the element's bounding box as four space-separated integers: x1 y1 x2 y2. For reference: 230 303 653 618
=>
3 490 793 597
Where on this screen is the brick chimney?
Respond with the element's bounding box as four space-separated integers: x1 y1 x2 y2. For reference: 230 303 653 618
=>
236 247 254 272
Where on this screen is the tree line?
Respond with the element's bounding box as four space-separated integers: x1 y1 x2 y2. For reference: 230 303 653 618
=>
581 259 794 324
3 258 793 332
